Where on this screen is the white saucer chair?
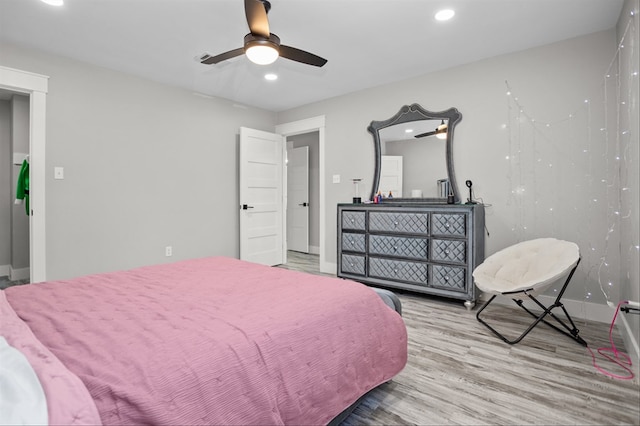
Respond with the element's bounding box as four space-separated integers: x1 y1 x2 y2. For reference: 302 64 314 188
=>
473 238 586 346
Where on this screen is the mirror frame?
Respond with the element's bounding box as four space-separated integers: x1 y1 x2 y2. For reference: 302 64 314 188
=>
368 103 462 203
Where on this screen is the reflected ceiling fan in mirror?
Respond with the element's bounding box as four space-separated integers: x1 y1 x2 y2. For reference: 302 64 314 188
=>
200 0 327 67
415 120 447 139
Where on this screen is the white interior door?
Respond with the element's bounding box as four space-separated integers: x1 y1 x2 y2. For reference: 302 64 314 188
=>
239 127 285 266
287 146 309 253
379 155 404 197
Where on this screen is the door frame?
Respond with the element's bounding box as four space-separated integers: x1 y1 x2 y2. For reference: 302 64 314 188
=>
0 66 48 283
276 116 330 273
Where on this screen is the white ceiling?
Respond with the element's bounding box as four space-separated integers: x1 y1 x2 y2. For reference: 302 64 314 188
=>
0 0 624 112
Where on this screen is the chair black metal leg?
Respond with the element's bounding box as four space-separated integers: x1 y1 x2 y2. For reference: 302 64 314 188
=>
517 297 587 346
476 259 586 346
477 295 555 344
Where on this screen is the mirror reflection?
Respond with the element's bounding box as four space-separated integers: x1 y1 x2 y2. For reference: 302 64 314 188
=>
378 118 449 198
368 104 462 203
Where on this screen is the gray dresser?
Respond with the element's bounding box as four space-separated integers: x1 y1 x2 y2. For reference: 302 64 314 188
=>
337 203 485 308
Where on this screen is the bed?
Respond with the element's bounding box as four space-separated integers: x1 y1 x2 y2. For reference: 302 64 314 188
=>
0 256 407 425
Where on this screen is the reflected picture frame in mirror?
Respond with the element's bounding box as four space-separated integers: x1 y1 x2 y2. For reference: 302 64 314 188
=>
368 103 462 203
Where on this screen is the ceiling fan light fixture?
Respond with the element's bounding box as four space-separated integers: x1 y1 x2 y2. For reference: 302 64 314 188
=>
436 121 448 139
40 0 64 5
245 35 280 65
202 3 326 68
245 44 279 65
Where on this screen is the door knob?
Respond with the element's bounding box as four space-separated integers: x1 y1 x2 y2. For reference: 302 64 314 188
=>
241 204 254 210
298 202 309 207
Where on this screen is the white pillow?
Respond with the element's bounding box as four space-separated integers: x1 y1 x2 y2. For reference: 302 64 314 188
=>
0 336 48 426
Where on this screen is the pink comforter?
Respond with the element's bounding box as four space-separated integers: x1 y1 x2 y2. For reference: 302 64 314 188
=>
5 257 407 425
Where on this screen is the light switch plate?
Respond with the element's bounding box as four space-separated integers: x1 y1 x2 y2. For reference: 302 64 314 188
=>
332 174 340 183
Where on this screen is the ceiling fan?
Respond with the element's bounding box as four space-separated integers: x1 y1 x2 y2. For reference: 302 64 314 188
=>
414 120 448 139
200 0 327 67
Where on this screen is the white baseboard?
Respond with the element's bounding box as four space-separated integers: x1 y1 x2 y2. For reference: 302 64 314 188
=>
308 245 320 255
321 261 337 275
10 267 30 281
0 264 9 277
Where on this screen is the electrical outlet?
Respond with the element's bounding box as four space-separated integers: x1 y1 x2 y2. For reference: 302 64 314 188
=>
54 167 64 179
165 246 172 257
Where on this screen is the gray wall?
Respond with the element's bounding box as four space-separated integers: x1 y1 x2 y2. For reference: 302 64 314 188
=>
0 41 276 280
278 29 623 306
288 132 320 250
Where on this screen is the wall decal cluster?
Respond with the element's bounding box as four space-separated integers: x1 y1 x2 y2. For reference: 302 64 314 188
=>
504 12 638 309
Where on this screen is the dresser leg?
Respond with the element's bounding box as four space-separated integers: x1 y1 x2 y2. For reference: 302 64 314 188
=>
464 300 476 310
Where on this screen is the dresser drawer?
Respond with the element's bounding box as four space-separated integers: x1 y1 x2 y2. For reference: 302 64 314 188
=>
342 232 366 253
369 212 429 234
431 239 466 264
341 254 366 275
369 257 428 285
342 211 366 230
431 213 466 236
369 235 428 260
431 265 466 292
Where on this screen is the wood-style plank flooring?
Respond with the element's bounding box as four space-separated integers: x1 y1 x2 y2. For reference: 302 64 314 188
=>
0 275 29 290
279 251 640 425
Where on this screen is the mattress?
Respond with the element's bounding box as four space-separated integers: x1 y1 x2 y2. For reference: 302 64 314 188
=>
1 256 407 425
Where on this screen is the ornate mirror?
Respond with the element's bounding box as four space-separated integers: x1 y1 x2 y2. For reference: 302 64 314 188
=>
368 103 462 203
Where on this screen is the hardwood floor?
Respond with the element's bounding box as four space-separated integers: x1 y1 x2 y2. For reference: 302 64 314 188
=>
279 252 640 425
0 275 29 290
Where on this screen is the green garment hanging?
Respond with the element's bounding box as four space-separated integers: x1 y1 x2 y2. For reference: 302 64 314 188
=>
16 159 29 216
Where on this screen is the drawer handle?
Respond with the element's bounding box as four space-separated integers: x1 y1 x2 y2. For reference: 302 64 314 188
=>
393 246 398 251
350 239 355 245
393 268 398 274
445 222 450 228
350 262 354 267
394 221 399 226
444 276 450 281
351 218 355 223
445 249 450 255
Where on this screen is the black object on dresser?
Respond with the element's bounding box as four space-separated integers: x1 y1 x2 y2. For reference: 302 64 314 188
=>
337 203 485 309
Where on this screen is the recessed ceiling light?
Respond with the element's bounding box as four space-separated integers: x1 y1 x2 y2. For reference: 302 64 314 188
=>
405 129 413 133
41 0 64 6
264 73 278 81
435 9 455 21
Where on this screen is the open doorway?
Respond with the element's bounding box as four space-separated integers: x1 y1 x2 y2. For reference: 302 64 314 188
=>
0 66 48 283
276 116 331 274
286 131 320 270
0 90 30 287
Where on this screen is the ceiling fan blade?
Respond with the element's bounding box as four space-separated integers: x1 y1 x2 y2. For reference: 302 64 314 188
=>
414 130 437 138
279 45 327 67
245 0 270 38
200 48 245 65
414 127 447 138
